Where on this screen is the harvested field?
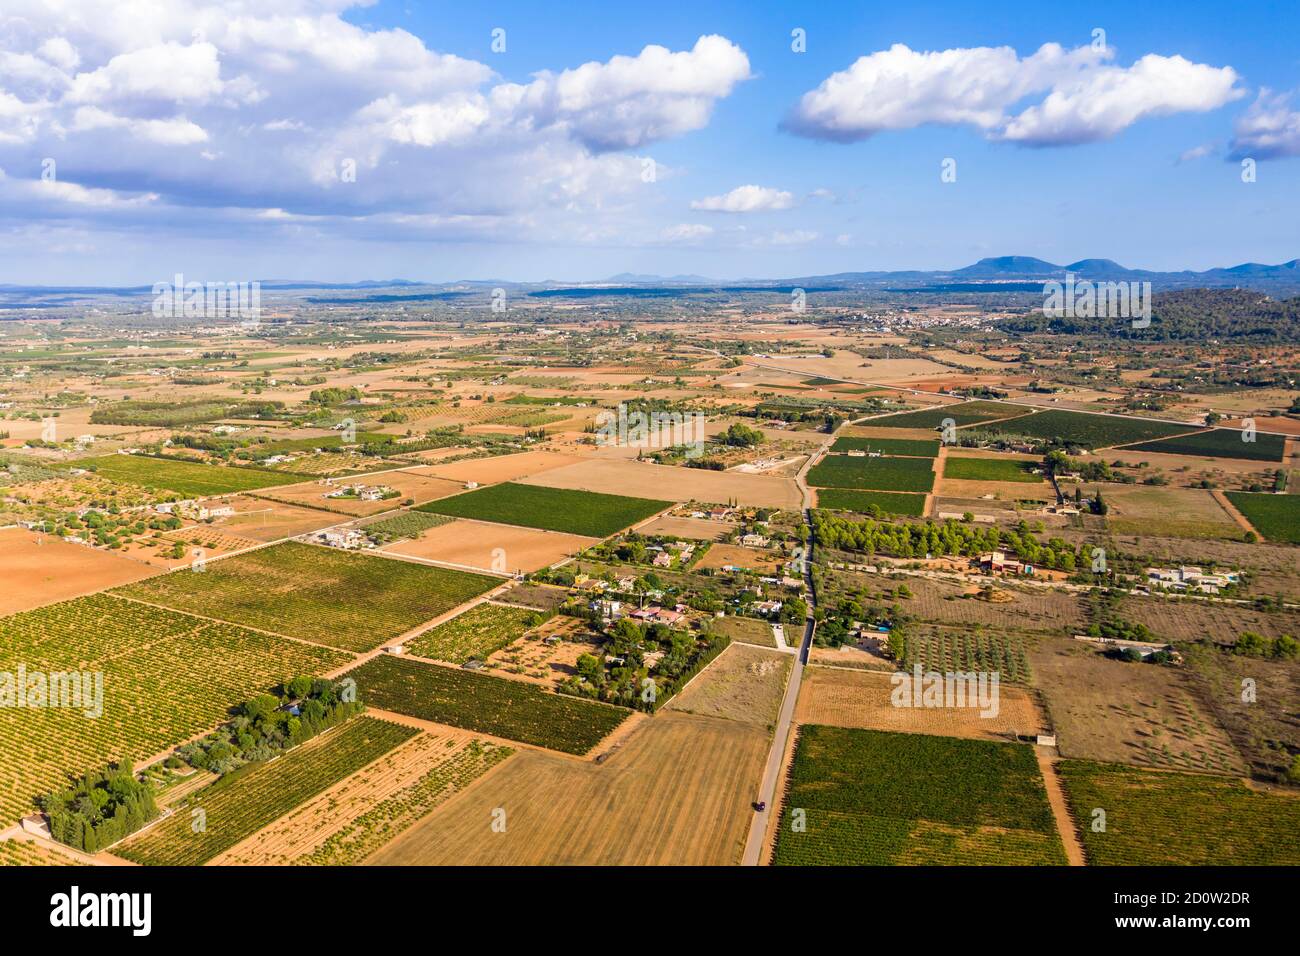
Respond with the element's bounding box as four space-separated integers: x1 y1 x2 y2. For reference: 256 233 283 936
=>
418 482 669 538
666 643 792 726
519 457 802 509
694 543 784 573
1031 636 1246 775
212 731 513 865
366 712 768 865
216 498 338 541
796 666 1045 739
383 518 596 574
934 477 1054 501
417 450 585 485
636 515 732 540
0 527 156 616
113 541 499 652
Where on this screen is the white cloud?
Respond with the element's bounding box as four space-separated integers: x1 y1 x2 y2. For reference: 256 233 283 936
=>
785 42 1242 146
1229 88 1300 160
691 184 794 213
1178 143 1216 163
68 42 226 104
754 229 817 246
660 222 713 242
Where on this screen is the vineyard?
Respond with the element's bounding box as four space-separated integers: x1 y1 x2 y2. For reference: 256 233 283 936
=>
1057 759 1300 865
361 510 455 540
974 409 1196 448
0 593 348 825
1225 492 1300 544
813 488 927 515
65 454 310 496
1127 427 1286 462
862 401 1028 430
117 717 417 866
345 655 630 755
112 541 499 651
419 482 670 537
406 603 540 663
0 839 73 866
772 726 1066 865
807 455 936 492
830 436 939 457
942 456 1042 483
896 625 1033 683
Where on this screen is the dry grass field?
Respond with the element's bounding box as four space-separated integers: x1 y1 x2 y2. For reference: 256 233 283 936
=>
849 574 1083 633
694 543 784 573
1114 594 1300 643
216 497 341 541
1103 485 1245 539
0 527 157 615
256 469 466 516
418 450 585 485
796 667 1046 740
666 643 792 727
636 515 732 540
365 712 768 865
519 457 802 509
382 518 596 573
1031 637 1246 775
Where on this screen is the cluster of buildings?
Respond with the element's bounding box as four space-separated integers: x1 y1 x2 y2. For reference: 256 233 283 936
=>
154 500 235 520
324 482 397 501
1145 566 1239 595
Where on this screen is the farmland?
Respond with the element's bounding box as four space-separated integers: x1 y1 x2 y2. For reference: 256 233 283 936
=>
897 625 1033 683
974 410 1197 448
772 726 1066 865
418 481 669 537
1058 760 1300 865
830 436 939 457
345 654 630 754
118 717 417 866
0 593 348 825
1127 427 1286 462
861 401 1028 430
1225 492 1300 543
813 488 927 515
63 454 311 496
405 603 540 663
942 456 1042 483
361 510 455 540
807 455 935 492
113 541 499 651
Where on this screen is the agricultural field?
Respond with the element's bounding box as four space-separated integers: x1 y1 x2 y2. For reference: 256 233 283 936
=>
772 726 1066 865
861 401 1028 430
118 718 418 866
112 541 499 652
405 602 541 664
665 643 792 727
63 454 311 496
367 712 767 865
519 457 803 510
0 593 348 825
1058 760 1300 865
344 654 629 755
1126 427 1287 462
1105 485 1245 540
0 838 75 866
898 625 1034 683
383 518 597 574
829 436 939 457
0 526 157 616
975 410 1197 448
807 455 935 492
361 510 455 540
813 488 928 515
942 456 1042 483
1225 492 1300 544
418 481 669 537
711 614 780 648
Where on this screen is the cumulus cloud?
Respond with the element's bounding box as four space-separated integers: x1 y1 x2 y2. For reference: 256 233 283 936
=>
660 222 713 242
1228 88 1300 160
690 184 793 212
785 42 1242 146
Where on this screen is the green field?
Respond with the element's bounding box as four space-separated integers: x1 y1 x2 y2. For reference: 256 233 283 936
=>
67 454 310 496
1225 492 1300 544
813 488 928 515
117 718 417 865
361 510 456 540
1128 428 1286 462
942 456 1043 483
113 542 498 651
860 401 1028 430
772 726 1065 865
975 410 1197 448
0 593 349 826
807 455 935 492
830 436 940 457
1058 759 1300 865
406 603 539 663
345 655 629 755
417 482 669 537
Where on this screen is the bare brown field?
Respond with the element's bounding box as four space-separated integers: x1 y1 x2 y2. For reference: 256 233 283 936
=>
211 729 499 865
216 498 340 541
1114 594 1300 643
0 527 157 615
1031 637 1246 775
694 543 784 573
382 518 596 573
519 458 801 509
795 666 1045 739
254 469 465 516
636 515 732 540
419 450 585 485
666 643 792 726
935 477 1055 500
365 712 768 865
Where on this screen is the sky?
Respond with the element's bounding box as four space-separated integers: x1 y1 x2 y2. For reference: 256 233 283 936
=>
0 0 1297 285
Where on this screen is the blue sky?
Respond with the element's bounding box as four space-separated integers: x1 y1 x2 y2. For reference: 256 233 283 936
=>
0 0 1296 284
